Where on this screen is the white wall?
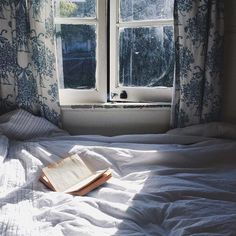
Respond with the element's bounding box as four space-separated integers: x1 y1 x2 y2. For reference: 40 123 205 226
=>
223 0 236 123
62 106 171 136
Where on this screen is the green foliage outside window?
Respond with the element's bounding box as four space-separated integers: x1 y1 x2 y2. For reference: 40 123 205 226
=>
59 0 78 17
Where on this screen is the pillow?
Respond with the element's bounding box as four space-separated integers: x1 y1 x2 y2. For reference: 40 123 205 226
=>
0 109 67 140
167 122 236 140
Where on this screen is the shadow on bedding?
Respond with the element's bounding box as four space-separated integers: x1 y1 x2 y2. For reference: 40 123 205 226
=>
111 164 236 236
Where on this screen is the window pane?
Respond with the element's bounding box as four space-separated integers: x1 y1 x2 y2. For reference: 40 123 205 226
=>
55 0 96 18
120 0 174 22
58 24 96 89
119 26 174 87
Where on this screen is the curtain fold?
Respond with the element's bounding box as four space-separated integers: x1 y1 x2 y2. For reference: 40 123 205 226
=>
171 0 224 128
0 0 61 125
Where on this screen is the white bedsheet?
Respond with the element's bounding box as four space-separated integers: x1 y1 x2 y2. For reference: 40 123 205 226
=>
0 112 236 235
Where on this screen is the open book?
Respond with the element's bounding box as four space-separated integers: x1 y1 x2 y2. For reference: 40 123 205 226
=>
39 154 112 196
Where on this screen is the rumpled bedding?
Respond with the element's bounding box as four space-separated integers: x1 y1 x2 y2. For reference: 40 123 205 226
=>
0 110 236 236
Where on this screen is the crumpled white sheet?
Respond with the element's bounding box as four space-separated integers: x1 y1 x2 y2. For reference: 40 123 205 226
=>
0 122 236 236
167 122 236 140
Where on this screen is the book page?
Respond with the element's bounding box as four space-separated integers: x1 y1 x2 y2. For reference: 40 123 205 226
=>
42 154 106 193
70 169 112 196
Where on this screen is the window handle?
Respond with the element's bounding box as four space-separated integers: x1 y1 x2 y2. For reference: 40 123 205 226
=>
120 90 128 99
111 92 118 99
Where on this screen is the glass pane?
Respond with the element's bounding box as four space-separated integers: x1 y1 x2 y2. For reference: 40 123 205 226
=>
119 26 174 87
55 0 96 18
58 24 96 89
120 0 174 22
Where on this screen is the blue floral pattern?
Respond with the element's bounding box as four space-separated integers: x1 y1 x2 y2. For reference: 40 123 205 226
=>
0 0 9 19
172 0 224 128
0 0 61 125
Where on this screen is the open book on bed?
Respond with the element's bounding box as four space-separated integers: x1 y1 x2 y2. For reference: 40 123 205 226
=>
39 154 112 196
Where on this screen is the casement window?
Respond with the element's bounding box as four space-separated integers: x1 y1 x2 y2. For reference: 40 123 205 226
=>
54 0 174 106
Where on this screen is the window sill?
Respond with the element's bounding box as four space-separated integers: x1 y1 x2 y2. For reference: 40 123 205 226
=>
61 102 171 110
61 102 171 135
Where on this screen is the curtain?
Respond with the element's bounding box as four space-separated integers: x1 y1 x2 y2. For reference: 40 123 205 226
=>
0 0 61 125
171 0 224 128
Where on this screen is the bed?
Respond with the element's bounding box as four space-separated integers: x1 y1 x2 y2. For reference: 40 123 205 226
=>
0 109 236 236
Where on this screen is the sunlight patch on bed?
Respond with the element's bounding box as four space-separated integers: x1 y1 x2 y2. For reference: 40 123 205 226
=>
21 149 43 166
36 147 52 157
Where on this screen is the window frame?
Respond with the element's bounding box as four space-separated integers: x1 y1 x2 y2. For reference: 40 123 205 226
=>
109 0 174 103
55 0 174 105
55 0 107 106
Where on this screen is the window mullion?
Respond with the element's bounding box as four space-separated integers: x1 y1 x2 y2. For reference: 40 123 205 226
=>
96 0 107 97
54 17 98 25
110 0 119 99
118 19 174 28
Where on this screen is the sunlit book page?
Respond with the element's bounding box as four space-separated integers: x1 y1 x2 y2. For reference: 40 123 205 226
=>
42 154 107 193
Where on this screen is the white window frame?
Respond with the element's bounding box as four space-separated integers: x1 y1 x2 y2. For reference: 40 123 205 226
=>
55 0 174 105
55 0 107 106
110 0 173 103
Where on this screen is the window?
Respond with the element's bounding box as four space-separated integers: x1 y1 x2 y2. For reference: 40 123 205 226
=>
55 0 107 105
55 0 174 105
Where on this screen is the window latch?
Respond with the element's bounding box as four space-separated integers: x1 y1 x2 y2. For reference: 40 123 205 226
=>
120 90 128 99
111 92 118 99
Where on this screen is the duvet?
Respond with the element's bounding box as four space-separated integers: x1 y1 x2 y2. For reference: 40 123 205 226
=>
0 110 236 236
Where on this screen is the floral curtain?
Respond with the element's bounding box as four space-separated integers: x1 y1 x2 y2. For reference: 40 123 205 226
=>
171 0 224 128
0 0 61 125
